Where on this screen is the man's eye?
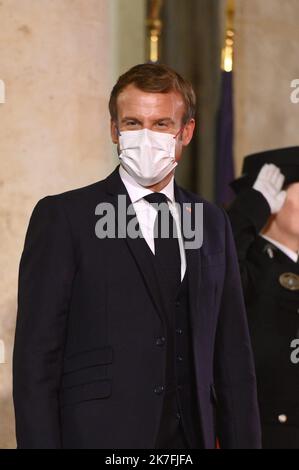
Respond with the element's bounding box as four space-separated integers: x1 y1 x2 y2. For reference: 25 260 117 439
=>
126 121 137 126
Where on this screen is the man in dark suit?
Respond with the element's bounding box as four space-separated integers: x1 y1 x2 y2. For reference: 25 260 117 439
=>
228 148 299 448
13 63 261 449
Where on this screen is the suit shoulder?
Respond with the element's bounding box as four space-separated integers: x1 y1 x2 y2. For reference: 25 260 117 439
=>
26 176 111 230
31 174 110 211
48 178 107 201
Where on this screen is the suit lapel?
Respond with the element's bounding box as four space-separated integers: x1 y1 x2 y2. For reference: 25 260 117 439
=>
104 166 168 323
104 168 206 441
103 168 202 324
174 182 202 316
174 183 207 443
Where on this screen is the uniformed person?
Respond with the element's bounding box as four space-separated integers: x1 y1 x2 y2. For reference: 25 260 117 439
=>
228 146 299 449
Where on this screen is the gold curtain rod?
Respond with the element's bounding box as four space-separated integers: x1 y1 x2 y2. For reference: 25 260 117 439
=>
146 0 164 63
221 0 235 72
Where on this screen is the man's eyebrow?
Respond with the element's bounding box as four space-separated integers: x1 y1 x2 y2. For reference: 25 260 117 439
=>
153 117 175 124
120 117 142 123
120 117 175 124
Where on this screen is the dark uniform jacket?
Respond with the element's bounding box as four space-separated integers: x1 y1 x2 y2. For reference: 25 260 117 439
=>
228 188 299 449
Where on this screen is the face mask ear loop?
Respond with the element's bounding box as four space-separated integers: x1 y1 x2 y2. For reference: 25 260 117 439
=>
167 126 184 158
115 123 121 137
174 125 185 140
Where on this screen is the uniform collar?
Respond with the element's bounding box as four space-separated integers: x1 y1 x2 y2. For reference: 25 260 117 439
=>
261 235 299 263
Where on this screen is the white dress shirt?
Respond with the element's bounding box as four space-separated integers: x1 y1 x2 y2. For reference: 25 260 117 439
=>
119 165 187 281
261 234 299 263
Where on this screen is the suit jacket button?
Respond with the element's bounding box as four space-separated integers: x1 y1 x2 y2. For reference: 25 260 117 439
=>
154 385 164 395
278 414 287 423
156 337 166 346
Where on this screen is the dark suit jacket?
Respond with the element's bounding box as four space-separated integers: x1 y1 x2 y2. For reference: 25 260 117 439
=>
13 166 261 449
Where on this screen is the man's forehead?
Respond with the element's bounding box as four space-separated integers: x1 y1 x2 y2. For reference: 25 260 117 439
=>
117 84 185 117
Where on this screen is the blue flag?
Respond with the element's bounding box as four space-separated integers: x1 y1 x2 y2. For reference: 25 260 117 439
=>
215 70 235 207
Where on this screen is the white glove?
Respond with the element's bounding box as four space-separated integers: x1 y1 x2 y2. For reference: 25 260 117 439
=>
253 164 287 214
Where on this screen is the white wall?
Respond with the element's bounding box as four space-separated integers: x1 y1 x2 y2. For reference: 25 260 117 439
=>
234 0 299 175
0 0 145 448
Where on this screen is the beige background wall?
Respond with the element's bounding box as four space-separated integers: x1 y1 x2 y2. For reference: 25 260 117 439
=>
0 0 145 448
2 0 299 449
234 0 299 175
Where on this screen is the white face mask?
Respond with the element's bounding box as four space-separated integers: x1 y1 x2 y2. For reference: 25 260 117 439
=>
118 128 178 186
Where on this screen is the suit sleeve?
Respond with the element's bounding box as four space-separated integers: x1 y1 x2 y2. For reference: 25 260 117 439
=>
214 209 262 449
226 188 271 294
13 196 77 448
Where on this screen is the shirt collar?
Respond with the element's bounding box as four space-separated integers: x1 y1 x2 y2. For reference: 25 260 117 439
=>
261 234 299 263
119 165 175 204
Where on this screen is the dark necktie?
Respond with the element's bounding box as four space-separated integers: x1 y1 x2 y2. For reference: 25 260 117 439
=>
143 192 181 292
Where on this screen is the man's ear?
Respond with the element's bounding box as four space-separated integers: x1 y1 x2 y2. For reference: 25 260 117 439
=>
182 119 195 146
110 120 119 144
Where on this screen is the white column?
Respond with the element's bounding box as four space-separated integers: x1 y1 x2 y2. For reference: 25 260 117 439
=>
234 0 299 175
0 0 145 448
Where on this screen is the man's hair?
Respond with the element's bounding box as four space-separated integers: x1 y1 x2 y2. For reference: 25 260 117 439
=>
109 63 196 125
